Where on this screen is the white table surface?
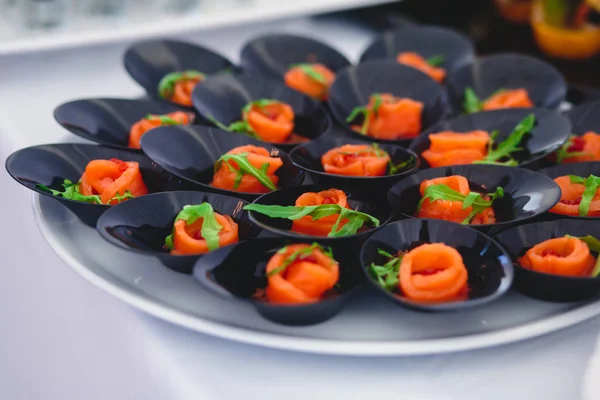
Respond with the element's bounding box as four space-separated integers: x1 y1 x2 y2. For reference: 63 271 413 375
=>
1 15 599 400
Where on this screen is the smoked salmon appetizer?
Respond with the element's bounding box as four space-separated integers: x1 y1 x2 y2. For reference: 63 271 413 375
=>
417 175 499 225
243 100 295 143
549 175 600 217
211 145 282 193
77 158 147 205
128 111 192 149
346 93 424 140
399 243 469 303
558 132 600 163
321 144 391 177
158 70 205 107
291 189 351 236
482 89 534 111
265 243 339 304
164 203 239 256
284 63 336 101
422 130 490 168
520 236 597 277
396 52 447 83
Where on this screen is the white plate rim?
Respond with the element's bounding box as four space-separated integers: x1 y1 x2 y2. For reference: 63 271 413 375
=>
32 193 600 356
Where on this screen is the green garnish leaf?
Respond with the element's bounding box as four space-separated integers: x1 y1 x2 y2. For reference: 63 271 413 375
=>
291 63 326 84
369 248 403 291
417 183 504 225
157 70 205 99
557 135 590 163
565 235 600 277
463 87 483 114
163 203 223 251
427 54 445 67
570 174 600 217
473 114 535 166
346 93 383 135
243 203 380 237
267 242 335 277
36 179 134 205
216 152 277 191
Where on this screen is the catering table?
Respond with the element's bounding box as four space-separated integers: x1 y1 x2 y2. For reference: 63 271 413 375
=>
1 15 599 400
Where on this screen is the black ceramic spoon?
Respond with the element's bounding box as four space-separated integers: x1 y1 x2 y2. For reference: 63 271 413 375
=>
495 219 600 302
327 60 448 147
191 72 331 152
360 218 513 312
5 143 191 226
54 98 196 150
96 190 261 274
139 125 304 201
193 237 364 326
387 164 561 236
289 135 419 195
409 108 571 169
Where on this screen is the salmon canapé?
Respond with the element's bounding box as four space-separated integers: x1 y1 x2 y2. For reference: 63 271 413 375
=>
129 111 192 149
421 130 490 168
243 100 295 143
266 243 339 304
482 88 533 111
79 158 148 204
399 243 469 303
170 213 239 255
321 144 390 177
291 189 351 236
520 236 597 277
211 145 282 193
158 70 205 107
396 52 446 83
560 132 600 163
284 63 336 101
549 175 600 217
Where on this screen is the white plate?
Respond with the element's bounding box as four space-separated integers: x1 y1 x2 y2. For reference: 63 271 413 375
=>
33 193 600 356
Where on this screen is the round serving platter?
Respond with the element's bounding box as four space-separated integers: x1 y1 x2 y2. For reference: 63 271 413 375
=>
34 193 600 356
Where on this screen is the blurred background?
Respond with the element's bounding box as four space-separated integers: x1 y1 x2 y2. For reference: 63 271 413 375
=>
1 0 599 88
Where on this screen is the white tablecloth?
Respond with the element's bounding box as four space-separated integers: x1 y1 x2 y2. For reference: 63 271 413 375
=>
1 16 599 400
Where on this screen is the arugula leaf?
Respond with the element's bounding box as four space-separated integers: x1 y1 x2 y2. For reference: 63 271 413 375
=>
216 152 278 191
473 114 535 166
427 54 445 67
164 203 223 251
369 248 403 291
463 87 483 114
417 183 504 224
565 235 600 277
243 203 380 237
346 93 383 135
569 174 600 217
36 179 134 205
291 63 327 84
267 242 335 277
157 70 205 99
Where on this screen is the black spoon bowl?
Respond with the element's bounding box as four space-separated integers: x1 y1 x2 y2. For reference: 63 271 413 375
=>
54 98 196 150
191 73 331 152
289 135 419 195
538 162 600 220
447 53 567 114
387 164 561 236
240 33 351 82
359 25 475 78
193 237 364 326
409 108 571 169
494 219 600 302
96 191 261 274
123 39 235 102
246 184 392 255
5 143 190 227
327 60 447 147
360 219 513 312
139 125 304 201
